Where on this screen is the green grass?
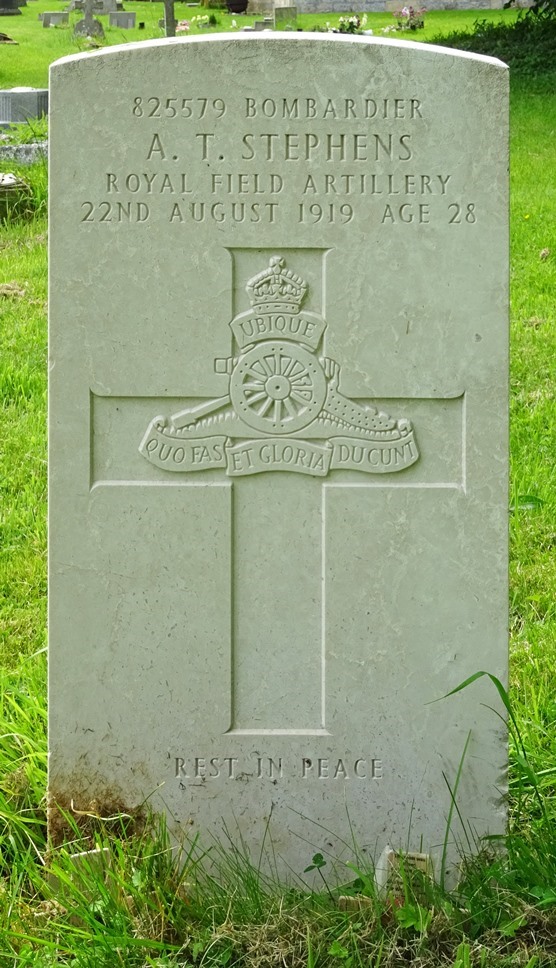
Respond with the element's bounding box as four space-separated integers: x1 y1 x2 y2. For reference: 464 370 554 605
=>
1 13 556 967
0 3 521 88
0 210 47 668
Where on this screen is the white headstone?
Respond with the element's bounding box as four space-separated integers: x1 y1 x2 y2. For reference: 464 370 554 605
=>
49 36 509 884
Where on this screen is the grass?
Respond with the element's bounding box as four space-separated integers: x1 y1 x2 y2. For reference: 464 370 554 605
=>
1 10 556 967
0 3 522 88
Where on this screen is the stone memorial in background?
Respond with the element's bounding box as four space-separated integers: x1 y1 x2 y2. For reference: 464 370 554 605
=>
0 87 48 123
49 35 509 884
74 0 104 37
69 0 119 11
274 0 296 29
247 0 273 15
43 11 69 26
0 0 22 15
109 10 135 27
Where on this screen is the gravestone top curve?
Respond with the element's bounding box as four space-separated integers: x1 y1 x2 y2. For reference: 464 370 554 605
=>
51 31 509 67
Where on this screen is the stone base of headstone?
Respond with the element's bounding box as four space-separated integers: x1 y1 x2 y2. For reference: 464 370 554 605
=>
0 88 48 123
74 15 104 34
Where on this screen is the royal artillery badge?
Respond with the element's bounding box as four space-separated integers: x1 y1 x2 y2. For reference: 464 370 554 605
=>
140 256 419 477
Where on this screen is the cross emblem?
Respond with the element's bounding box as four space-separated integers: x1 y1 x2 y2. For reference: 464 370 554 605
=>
137 252 424 734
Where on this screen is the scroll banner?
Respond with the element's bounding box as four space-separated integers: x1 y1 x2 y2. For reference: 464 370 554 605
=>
230 309 326 351
226 439 332 477
139 422 227 471
330 434 419 473
140 425 419 477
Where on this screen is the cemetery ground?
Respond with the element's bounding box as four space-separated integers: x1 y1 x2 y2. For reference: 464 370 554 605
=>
1 17 556 968
0 6 522 89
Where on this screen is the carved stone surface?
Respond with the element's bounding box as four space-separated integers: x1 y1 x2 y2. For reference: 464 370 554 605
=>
49 36 509 885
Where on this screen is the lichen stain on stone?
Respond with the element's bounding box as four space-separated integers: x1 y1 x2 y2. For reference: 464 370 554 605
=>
48 783 148 848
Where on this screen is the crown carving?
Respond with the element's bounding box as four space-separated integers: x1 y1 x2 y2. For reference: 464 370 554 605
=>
246 256 307 315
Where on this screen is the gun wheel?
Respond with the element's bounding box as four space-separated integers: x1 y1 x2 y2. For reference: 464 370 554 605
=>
230 341 327 435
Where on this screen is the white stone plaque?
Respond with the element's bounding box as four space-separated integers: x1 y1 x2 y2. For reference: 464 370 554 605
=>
49 36 509 883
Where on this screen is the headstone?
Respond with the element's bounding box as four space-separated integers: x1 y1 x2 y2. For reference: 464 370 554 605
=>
273 3 296 28
43 11 69 25
49 36 509 885
246 0 273 13
0 87 48 123
0 0 22 13
69 0 118 11
109 10 135 26
74 0 104 36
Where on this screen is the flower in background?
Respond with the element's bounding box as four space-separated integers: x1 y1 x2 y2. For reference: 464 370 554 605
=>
176 19 190 31
337 14 364 33
393 4 426 28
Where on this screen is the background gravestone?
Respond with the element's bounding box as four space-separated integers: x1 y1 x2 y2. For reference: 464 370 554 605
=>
49 35 508 884
74 0 104 37
0 0 22 15
274 0 296 28
0 87 48 124
109 10 135 27
247 0 273 14
43 12 69 26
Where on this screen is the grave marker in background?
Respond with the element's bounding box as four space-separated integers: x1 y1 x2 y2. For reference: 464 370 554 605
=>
0 86 48 124
49 35 509 883
109 10 135 27
73 0 104 37
274 0 297 29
